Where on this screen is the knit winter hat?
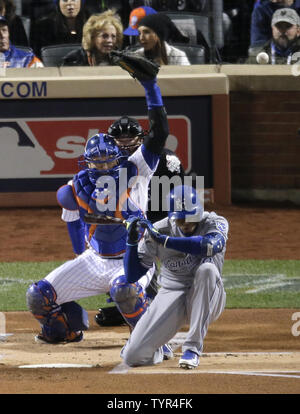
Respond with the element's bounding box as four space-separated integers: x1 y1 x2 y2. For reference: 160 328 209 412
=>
138 13 189 43
138 13 170 41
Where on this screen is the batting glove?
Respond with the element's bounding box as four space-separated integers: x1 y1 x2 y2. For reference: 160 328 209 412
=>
139 219 167 245
125 216 142 245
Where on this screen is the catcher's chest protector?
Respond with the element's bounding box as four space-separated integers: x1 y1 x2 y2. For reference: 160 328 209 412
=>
72 171 127 256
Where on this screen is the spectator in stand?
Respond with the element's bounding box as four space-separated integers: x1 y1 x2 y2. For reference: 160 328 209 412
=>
0 0 28 46
30 0 89 58
62 9 123 66
247 7 300 63
124 6 190 49
0 16 43 67
135 12 191 65
250 0 300 47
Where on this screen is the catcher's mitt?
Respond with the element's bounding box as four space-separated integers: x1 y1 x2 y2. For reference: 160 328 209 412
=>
95 306 126 327
110 50 160 81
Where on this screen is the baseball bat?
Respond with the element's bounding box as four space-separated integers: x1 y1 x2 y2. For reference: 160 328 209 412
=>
84 213 126 226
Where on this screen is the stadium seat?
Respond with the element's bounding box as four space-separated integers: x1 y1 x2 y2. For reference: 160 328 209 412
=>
20 16 31 42
161 11 211 47
173 44 206 64
162 7 224 63
14 45 34 53
40 44 82 67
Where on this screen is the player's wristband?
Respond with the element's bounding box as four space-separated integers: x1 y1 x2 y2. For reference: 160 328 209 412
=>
163 236 169 248
124 243 145 283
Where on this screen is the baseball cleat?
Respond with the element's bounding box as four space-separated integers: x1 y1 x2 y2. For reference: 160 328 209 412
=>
162 343 174 360
179 350 199 369
34 331 83 344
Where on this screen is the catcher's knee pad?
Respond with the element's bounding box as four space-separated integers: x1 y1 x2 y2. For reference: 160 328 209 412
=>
26 280 89 342
26 279 57 324
109 276 149 328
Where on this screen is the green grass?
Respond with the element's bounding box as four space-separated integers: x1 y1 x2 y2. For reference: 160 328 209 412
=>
223 259 300 308
0 260 299 311
0 261 108 311
223 260 300 278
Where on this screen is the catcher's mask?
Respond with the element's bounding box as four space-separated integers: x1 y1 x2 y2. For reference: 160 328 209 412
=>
168 185 203 223
107 116 145 155
79 133 126 183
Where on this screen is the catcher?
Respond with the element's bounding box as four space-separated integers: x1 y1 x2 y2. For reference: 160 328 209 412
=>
25 51 172 345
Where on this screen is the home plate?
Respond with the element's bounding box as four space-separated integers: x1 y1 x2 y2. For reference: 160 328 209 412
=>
18 363 96 369
0 334 13 342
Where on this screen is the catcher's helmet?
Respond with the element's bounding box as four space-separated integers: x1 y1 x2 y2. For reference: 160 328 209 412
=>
168 185 203 222
107 116 144 154
79 133 126 183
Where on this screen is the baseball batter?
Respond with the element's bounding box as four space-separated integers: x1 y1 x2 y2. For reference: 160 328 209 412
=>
121 185 228 369
25 67 169 343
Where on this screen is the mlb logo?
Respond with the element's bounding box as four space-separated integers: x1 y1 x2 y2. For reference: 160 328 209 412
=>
0 116 191 178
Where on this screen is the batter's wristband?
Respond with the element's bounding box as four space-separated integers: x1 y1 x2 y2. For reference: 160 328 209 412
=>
163 236 169 248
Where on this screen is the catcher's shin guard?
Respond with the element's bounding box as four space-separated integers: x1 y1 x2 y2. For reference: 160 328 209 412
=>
109 276 149 329
26 280 89 343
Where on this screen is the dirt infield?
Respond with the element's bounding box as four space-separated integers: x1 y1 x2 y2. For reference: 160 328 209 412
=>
1 202 300 262
1 308 300 394
1 203 300 394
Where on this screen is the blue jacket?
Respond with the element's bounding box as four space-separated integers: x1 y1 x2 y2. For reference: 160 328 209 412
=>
251 0 300 46
3 44 43 68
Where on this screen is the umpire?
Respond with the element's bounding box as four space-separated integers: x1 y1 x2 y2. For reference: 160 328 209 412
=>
95 116 185 327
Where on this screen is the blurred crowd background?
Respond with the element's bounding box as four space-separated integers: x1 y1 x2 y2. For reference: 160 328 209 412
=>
1 1 300 67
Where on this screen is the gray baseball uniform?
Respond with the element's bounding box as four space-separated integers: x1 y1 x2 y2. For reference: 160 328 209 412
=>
122 211 228 366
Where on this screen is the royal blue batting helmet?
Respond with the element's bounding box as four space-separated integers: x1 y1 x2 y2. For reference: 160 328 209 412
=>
79 133 126 183
168 185 203 222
